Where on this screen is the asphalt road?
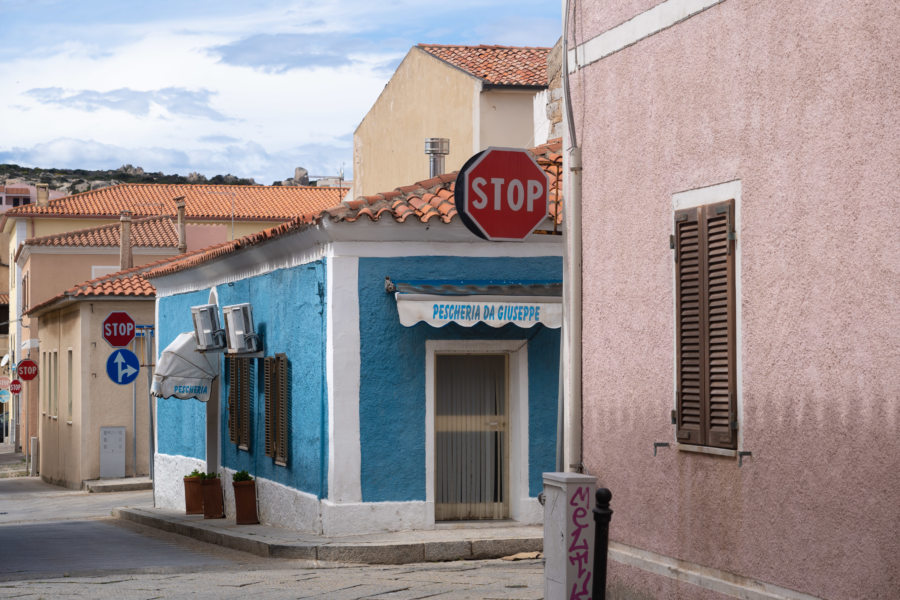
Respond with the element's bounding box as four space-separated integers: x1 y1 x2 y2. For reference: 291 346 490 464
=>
0 477 544 599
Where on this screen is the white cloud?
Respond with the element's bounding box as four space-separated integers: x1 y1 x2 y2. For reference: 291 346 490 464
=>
0 1 560 184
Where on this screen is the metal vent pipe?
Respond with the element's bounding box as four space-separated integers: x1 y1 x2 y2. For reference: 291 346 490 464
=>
424 138 450 178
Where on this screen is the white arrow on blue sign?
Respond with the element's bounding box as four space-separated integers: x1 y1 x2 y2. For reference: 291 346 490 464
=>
106 349 140 385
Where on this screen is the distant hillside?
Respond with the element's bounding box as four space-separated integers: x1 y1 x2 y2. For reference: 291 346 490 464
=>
0 163 256 196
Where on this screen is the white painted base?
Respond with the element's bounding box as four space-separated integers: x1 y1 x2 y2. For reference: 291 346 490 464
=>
155 454 542 535
220 466 323 532
512 495 544 525
154 453 205 511
321 499 431 536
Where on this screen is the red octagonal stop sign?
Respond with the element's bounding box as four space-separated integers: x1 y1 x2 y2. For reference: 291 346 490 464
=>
103 311 136 347
455 147 549 241
16 359 38 381
9 380 22 394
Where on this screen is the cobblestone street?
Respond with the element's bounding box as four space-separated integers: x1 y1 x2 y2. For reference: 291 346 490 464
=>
0 558 544 600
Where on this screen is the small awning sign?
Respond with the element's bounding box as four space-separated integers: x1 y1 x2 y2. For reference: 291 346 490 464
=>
396 294 561 329
151 332 218 402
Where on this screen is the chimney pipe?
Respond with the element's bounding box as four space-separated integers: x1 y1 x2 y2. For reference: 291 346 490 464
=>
36 183 49 207
119 211 133 271
174 196 187 253
424 138 450 178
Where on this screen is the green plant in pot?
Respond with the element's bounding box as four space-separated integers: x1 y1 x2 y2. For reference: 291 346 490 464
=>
232 470 259 525
183 469 204 515
200 471 225 519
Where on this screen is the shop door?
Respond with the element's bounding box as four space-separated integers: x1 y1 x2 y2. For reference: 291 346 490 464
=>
435 354 509 520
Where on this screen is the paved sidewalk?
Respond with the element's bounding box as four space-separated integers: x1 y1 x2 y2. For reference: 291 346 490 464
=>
116 506 543 565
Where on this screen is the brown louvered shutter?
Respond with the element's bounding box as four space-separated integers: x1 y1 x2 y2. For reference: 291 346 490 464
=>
275 353 289 465
705 201 736 448
675 207 704 444
227 356 238 444
238 358 251 450
264 356 275 458
674 200 736 449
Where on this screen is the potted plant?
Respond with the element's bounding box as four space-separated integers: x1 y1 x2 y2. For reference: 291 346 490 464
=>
183 469 203 515
232 470 259 525
200 472 225 519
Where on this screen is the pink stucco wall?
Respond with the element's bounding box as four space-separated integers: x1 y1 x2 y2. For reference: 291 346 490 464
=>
574 1 899 598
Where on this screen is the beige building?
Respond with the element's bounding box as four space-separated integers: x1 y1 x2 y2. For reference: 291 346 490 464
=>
353 44 552 198
27 266 158 487
1 183 347 454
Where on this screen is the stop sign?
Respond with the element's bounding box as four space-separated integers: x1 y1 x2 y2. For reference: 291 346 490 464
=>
9 380 21 394
0 376 8 390
17 359 38 381
455 147 549 241
103 311 136 347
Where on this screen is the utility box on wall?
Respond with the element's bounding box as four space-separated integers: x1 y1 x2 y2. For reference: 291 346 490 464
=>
100 426 126 478
543 472 597 600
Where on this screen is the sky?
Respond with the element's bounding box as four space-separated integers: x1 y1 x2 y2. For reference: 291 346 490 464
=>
0 0 561 185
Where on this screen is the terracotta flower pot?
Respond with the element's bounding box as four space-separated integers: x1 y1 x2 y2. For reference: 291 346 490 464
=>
201 477 225 519
183 476 203 515
233 479 259 524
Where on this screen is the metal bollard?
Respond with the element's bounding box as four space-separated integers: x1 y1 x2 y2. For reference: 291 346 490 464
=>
592 488 613 600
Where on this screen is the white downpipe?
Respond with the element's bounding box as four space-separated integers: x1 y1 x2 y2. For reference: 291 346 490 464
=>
562 0 584 473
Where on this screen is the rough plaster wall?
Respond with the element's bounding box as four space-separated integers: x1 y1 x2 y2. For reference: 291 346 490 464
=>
221 466 322 533
574 1 900 598
156 288 210 460
569 0 669 43
357 256 561 502
216 264 327 498
353 48 476 198
154 453 205 511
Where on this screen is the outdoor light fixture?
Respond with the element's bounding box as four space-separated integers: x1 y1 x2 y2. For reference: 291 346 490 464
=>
190 304 226 352
222 303 260 354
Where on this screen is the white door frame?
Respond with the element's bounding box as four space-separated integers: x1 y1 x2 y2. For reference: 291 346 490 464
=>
425 339 531 525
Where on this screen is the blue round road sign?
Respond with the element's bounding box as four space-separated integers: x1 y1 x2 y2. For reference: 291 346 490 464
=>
106 349 140 385
0 389 8 403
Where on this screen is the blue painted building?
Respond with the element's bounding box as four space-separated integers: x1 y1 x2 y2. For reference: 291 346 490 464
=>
147 142 564 534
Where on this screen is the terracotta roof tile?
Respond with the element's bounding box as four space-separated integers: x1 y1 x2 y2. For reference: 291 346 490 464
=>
3 187 29 195
418 44 550 87
331 138 563 227
143 140 563 279
2 183 348 225
0 294 8 304
24 215 179 249
145 218 315 279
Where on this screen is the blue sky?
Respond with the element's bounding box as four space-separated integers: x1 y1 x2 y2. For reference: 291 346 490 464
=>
0 0 560 185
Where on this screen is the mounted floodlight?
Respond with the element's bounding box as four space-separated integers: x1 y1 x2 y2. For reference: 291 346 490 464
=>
222 303 260 354
191 304 226 352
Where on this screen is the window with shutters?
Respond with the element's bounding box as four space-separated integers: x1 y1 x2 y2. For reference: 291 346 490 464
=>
673 198 737 450
226 355 252 450
264 354 289 466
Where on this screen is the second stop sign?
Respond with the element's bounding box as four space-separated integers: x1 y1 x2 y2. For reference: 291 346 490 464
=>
455 147 549 241
103 311 136 347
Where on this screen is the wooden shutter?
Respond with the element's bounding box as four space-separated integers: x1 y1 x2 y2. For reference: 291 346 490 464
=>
227 356 252 449
264 354 290 465
238 358 251 450
227 356 238 444
275 353 289 465
264 356 275 458
674 200 736 449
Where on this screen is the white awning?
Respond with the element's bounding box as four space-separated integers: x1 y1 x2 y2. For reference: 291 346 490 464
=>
151 332 218 402
396 293 561 329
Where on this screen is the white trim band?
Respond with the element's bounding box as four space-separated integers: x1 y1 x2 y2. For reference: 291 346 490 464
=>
568 0 724 72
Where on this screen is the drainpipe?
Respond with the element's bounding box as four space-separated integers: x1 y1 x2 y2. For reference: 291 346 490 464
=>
561 0 583 473
424 138 450 178
174 196 187 253
119 211 133 271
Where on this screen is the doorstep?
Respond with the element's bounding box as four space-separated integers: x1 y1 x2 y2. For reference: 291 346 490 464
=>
85 477 153 493
114 507 542 564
